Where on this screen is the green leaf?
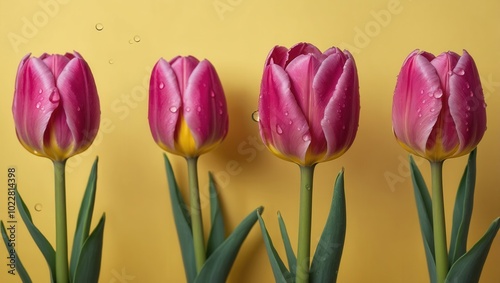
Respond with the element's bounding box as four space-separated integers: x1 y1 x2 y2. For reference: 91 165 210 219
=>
409 156 437 283
70 157 99 279
449 149 476 265
445 217 500 283
1 221 32 283
73 214 106 283
257 212 294 283
277 212 296 275
15 188 56 281
163 154 196 283
206 172 225 258
310 169 346 283
195 207 263 283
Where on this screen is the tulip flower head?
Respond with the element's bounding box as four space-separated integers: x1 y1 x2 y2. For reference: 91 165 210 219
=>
258 43 360 166
392 50 487 162
148 56 228 158
12 52 101 161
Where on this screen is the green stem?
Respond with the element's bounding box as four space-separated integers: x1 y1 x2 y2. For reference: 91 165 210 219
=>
431 161 448 283
54 160 69 283
187 157 205 273
296 165 315 283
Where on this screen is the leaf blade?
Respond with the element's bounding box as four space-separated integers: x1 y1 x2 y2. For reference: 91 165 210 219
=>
163 154 196 283
277 212 296 275
73 214 106 283
70 157 99 278
1 221 32 283
206 172 225 258
310 169 346 283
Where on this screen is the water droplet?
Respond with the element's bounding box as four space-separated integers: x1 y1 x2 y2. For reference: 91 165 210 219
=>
466 127 469 132
417 107 422 112
34 203 43 212
430 108 435 112
35 102 42 109
469 91 474 97
302 134 311 142
465 113 469 118
134 35 141 42
433 89 443 98
49 90 60 103
284 111 289 116
422 99 426 104
197 106 202 112
77 107 81 112
288 120 293 125
466 106 471 111
159 82 165 89
95 23 104 31
483 102 487 108
169 106 178 113
185 107 191 112
38 89 43 94
108 59 114 64
465 83 470 89
210 92 215 98
128 39 134 44
448 71 453 76
455 69 465 76
276 125 283 135
420 90 424 94
306 185 311 191
251 111 259 122
219 109 223 115
418 113 422 118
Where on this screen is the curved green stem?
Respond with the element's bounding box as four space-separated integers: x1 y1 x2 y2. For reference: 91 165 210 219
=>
187 157 205 273
431 161 448 283
296 165 315 283
54 160 69 283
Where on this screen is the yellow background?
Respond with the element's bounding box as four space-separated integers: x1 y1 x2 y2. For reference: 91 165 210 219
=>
1 0 499 282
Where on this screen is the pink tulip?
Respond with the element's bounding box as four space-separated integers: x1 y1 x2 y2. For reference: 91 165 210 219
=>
148 56 228 158
258 43 360 166
12 52 101 161
392 50 487 161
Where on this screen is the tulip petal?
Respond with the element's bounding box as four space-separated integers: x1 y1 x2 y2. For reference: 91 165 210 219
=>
42 54 72 80
265 45 290 68
170 56 200 95
321 52 360 161
183 60 228 152
148 58 182 150
259 64 310 164
13 56 59 155
392 51 442 157
427 52 460 158
287 43 323 63
56 55 100 154
448 50 487 156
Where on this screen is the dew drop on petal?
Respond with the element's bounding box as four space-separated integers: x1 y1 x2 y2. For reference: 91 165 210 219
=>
302 134 311 142
455 69 465 76
422 99 426 104
469 91 474 97
418 113 422 118
210 92 216 98
169 106 178 113
36 102 41 109
185 107 191 112
448 71 453 76
420 90 424 94
49 90 60 103
430 108 435 112
433 89 443 98
77 107 81 112
95 23 104 31
38 89 43 94
284 111 289 116
466 106 471 111
276 124 283 135
251 111 259 122
197 106 202 112
466 83 470 89
288 120 293 125
219 109 223 115
159 82 165 89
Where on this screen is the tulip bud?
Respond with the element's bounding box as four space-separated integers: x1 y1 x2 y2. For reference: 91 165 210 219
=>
148 56 228 158
12 52 101 161
392 50 487 161
258 42 360 166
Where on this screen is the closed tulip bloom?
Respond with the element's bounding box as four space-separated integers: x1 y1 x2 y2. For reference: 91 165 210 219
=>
149 56 228 158
12 52 101 161
258 43 360 166
392 50 487 162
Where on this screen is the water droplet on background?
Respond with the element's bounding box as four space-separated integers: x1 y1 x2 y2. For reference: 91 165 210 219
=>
251 111 259 122
95 23 104 31
108 59 114 64
134 35 141 42
34 203 43 212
